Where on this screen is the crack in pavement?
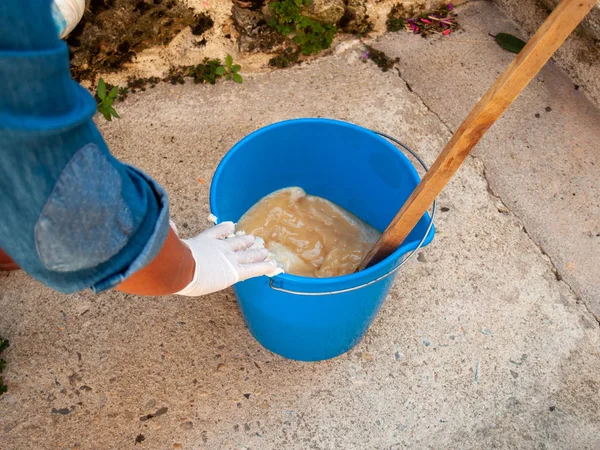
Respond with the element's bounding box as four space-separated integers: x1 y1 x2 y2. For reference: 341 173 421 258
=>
479 160 600 326
393 67 600 327
395 66 454 135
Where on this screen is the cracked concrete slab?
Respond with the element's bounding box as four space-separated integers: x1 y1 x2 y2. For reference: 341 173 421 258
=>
1 3 599 449
373 0 600 321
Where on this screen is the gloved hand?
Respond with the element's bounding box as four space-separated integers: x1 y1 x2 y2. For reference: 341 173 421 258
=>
175 222 278 296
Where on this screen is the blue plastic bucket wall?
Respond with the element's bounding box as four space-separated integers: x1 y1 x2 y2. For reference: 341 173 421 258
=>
210 119 434 361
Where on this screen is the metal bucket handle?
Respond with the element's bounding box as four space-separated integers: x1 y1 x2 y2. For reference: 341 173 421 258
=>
268 131 437 296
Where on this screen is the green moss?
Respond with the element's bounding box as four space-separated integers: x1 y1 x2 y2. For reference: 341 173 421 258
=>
269 48 301 68
387 17 405 32
268 0 336 55
364 45 399 72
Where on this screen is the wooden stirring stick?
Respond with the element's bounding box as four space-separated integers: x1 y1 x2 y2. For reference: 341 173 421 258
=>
359 0 597 271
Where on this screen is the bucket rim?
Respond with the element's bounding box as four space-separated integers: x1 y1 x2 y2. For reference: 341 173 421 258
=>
210 117 435 289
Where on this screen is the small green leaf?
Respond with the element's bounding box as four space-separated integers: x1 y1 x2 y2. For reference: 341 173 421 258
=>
226 54 233 68
495 33 526 54
108 86 118 99
98 105 112 121
215 66 226 76
231 64 241 73
108 106 120 119
232 73 243 84
97 78 107 100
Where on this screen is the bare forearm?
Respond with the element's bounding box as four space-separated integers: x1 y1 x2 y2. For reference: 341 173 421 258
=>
0 248 19 271
116 228 195 296
1 229 194 294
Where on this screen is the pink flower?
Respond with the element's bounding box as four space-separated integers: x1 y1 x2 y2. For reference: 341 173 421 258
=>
443 29 452 36
447 3 454 10
407 19 419 33
420 18 432 24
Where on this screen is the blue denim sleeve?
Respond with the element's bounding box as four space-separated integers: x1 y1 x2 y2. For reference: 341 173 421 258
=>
0 0 170 293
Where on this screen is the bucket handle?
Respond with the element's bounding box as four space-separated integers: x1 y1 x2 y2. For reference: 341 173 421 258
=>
268 131 437 296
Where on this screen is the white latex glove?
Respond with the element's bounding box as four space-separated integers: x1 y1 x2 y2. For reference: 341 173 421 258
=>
175 222 278 296
52 0 85 38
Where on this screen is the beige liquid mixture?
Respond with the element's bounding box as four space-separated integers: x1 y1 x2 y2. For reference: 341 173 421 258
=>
237 187 381 277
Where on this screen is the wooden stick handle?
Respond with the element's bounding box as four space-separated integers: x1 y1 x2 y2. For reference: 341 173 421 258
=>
359 0 596 271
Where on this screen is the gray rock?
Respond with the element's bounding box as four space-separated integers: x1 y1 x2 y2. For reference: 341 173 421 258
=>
302 0 345 25
232 5 263 34
233 4 285 53
139 406 168 422
144 399 156 410
180 421 194 430
238 27 284 53
51 407 73 415
154 406 168 417
340 0 371 34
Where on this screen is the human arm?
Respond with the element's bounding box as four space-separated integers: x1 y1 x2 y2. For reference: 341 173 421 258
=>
0 0 275 296
116 223 277 297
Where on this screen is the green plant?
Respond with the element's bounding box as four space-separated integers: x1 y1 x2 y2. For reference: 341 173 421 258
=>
96 78 120 122
91 57 243 106
188 59 224 84
363 45 399 72
269 48 301 68
166 58 241 85
0 337 9 395
117 87 129 101
268 0 336 55
295 20 336 55
386 17 405 32
216 55 243 83
495 32 526 54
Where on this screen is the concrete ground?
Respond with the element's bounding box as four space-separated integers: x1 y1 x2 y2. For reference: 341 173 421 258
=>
1 2 599 449
375 0 600 322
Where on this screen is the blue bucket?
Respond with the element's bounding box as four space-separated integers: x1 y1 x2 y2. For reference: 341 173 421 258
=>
210 119 435 361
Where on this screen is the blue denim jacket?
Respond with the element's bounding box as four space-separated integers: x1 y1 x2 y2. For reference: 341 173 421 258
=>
0 0 169 293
